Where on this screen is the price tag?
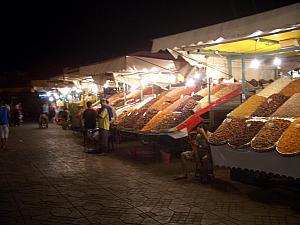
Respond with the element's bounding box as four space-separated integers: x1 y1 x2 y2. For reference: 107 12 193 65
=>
267 98 273 103
247 123 251 127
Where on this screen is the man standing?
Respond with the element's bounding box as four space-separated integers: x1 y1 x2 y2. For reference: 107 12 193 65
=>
0 101 10 149
98 99 111 155
82 101 97 146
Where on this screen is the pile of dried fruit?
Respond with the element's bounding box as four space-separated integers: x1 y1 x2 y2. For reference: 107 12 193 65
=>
271 93 300 118
251 119 291 151
213 84 239 98
280 79 300 96
277 119 300 155
195 84 225 97
154 96 200 130
208 118 247 145
251 94 289 117
256 77 291 98
142 110 173 131
133 108 160 130
228 120 265 148
228 95 266 117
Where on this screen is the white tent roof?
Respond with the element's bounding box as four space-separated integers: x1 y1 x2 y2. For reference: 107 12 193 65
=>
152 3 300 52
79 56 177 76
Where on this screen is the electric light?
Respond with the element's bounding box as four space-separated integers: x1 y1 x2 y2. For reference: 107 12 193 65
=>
193 72 200 79
49 96 54 102
273 57 281 66
67 95 72 100
186 78 195 87
250 59 261 69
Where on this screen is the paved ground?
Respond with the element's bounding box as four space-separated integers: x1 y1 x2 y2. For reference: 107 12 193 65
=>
0 124 300 225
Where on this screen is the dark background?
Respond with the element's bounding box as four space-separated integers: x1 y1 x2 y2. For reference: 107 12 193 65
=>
0 0 299 81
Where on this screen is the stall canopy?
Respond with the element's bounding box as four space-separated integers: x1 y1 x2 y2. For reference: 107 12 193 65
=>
80 52 189 76
79 51 193 86
152 3 300 52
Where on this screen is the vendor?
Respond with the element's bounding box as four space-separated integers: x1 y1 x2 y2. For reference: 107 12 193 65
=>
174 124 211 184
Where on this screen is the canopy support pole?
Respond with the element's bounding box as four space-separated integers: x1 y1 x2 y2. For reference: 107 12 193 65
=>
241 57 246 102
275 67 279 80
227 57 233 79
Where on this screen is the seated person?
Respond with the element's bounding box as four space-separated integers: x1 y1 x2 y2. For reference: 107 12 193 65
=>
175 124 211 183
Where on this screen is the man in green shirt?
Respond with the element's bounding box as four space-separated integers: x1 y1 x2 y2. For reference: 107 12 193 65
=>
98 99 110 155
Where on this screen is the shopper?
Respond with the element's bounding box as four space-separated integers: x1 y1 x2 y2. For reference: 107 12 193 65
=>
174 125 210 183
0 101 10 149
82 101 97 146
97 98 111 155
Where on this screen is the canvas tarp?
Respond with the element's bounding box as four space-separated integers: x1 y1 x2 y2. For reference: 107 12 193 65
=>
152 3 300 52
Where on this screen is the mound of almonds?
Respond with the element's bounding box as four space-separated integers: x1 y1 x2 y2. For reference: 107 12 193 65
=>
133 108 160 130
271 93 300 118
228 120 265 148
154 96 199 130
251 94 289 117
208 118 247 145
251 119 291 151
280 79 300 97
277 119 300 155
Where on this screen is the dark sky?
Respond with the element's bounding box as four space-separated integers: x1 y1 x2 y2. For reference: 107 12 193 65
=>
0 0 299 79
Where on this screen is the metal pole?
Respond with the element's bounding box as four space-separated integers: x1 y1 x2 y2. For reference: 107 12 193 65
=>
227 57 232 79
140 75 144 101
241 57 246 102
275 67 279 80
208 77 212 104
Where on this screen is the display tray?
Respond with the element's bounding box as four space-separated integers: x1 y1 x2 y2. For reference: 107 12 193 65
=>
208 140 228 146
251 145 275 153
276 147 300 157
228 142 251 150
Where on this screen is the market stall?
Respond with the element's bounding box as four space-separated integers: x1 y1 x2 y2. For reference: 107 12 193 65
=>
150 3 300 175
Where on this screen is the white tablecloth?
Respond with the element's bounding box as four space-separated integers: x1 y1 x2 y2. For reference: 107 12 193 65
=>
210 145 300 178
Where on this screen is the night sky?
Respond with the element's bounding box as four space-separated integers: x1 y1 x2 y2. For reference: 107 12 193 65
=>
0 0 299 80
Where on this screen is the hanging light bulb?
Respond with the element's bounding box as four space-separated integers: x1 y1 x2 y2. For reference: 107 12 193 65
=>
186 78 195 87
273 57 281 66
49 96 54 102
193 72 200 79
250 59 261 69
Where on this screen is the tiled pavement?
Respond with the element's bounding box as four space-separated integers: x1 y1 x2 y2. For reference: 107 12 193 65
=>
0 124 299 225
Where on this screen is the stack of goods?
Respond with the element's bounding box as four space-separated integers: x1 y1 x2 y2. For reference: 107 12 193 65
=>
195 84 225 97
280 79 300 96
256 77 291 98
228 95 266 117
111 99 125 108
194 84 240 112
133 87 193 130
208 118 246 145
251 94 289 117
248 79 259 87
228 120 265 148
271 93 300 117
251 119 291 151
141 96 190 131
153 95 202 131
116 109 134 127
108 92 125 103
277 119 300 155
122 98 159 129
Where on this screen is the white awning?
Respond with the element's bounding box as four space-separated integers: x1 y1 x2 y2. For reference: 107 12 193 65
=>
152 3 300 52
79 56 178 76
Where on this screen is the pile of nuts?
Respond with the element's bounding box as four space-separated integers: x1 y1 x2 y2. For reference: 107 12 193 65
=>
277 119 300 155
154 96 199 130
142 110 172 131
208 118 247 145
280 79 300 97
228 120 265 148
257 77 291 98
228 95 266 117
272 93 300 118
133 108 160 130
251 94 289 117
251 119 291 151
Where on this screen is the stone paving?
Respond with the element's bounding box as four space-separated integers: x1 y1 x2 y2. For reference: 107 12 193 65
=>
0 124 299 225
